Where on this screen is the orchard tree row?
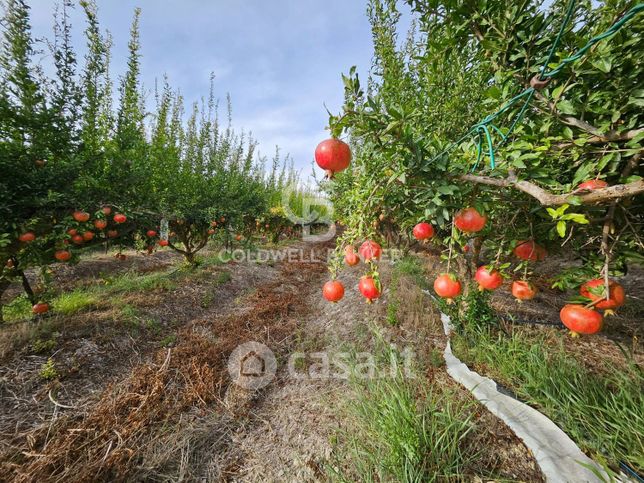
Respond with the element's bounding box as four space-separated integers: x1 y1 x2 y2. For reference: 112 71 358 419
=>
0 0 299 320
319 0 643 336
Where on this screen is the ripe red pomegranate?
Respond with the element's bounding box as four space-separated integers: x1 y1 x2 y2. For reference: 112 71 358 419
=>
514 240 547 261
323 280 345 302
560 304 603 336
211 220 218 227
107 230 118 238
315 138 351 177
82 231 95 241
577 179 608 191
580 278 625 313
113 213 127 224
94 219 107 230
207 229 215 235
19 231 36 243
454 208 486 233
159 239 169 247
345 251 360 266
358 276 381 302
235 234 242 241
146 230 158 237
67 228 78 236
413 222 434 241
73 211 90 222
72 234 84 245
359 240 382 262
32 302 49 315
101 206 112 216
475 266 503 291
433 273 461 303
463 245 470 253
511 280 537 301
54 250 72 262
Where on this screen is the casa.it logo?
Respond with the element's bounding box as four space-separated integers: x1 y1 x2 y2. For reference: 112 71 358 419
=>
227 341 277 390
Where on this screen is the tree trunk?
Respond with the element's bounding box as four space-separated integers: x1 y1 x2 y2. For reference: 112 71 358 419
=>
18 270 36 305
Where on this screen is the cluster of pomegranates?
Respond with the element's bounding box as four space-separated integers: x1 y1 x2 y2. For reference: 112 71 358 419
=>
17 207 129 264
323 240 383 304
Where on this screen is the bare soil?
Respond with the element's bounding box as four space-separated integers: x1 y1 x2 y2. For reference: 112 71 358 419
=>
1 241 552 482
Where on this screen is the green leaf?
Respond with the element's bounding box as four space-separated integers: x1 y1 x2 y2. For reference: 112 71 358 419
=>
557 220 566 238
557 100 576 115
591 58 611 73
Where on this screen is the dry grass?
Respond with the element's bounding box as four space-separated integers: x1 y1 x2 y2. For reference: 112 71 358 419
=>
0 242 332 482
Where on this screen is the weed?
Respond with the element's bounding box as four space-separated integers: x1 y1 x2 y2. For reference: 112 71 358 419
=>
104 270 178 293
329 339 477 481
452 328 644 474
31 337 57 353
160 334 177 347
53 290 97 315
2 295 32 322
40 358 59 380
214 270 231 285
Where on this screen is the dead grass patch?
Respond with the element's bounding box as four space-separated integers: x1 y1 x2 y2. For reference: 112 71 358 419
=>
1 246 324 482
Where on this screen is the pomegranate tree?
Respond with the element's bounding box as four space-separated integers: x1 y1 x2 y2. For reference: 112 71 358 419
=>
18 232 35 243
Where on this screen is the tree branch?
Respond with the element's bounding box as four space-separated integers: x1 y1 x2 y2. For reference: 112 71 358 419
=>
532 89 643 143
459 170 644 206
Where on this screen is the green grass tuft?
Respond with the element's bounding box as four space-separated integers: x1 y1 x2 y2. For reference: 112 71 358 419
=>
2 295 32 322
329 340 477 481
104 270 178 293
452 328 644 474
52 290 98 315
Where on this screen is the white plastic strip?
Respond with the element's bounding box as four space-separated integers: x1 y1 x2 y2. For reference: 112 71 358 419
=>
439 311 611 483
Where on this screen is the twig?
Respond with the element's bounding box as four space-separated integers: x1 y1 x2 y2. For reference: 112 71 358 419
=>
48 389 76 409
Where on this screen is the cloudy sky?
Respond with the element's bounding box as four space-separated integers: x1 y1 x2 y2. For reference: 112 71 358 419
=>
27 1 387 180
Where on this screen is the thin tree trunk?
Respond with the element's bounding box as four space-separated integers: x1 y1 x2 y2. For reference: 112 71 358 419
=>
18 270 36 305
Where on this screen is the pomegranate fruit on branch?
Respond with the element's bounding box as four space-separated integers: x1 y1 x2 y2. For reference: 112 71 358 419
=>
315 138 351 178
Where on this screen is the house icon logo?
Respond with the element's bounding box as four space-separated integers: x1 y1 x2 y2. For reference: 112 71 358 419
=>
228 341 277 389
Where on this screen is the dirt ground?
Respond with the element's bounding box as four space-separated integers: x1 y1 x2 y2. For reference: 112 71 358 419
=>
0 239 550 482
207 257 544 482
